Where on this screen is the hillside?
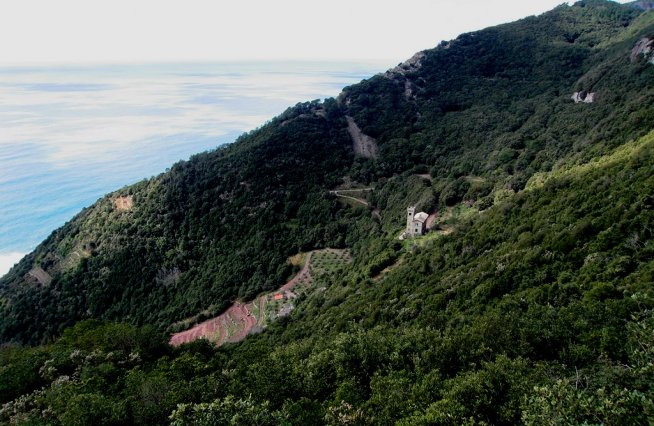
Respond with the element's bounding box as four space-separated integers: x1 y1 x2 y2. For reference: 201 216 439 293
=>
1 1 654 424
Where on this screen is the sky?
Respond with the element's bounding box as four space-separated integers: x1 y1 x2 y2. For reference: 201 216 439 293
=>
0 0 630 66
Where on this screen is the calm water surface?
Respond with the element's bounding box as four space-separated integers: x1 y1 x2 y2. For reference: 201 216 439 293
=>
0 61 385 275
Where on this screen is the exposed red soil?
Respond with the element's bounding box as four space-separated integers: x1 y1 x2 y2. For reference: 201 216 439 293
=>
171 301 262 346
170 252 315 347
169 249 351 347
228 303 257 343
169 315 222 346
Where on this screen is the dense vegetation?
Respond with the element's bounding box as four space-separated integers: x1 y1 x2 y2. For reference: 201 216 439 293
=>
2 1 654 424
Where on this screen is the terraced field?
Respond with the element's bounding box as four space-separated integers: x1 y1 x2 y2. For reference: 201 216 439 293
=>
170 248 352 347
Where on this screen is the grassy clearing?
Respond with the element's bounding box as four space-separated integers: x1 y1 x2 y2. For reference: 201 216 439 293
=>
288 252 307 267
310 249 352 276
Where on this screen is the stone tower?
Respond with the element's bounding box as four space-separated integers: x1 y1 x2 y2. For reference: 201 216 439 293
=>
406 206 415 234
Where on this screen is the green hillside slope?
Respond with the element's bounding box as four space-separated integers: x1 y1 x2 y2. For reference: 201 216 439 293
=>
1 2 654 423
3 0 653 346
2 105 653 426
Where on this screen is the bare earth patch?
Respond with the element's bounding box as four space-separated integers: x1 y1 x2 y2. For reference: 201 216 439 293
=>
288 253 307 267
27 267 51 286
114 196 133 211
346 116 379 159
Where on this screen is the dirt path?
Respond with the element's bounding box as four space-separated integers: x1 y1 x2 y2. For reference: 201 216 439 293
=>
333 193 369 206
330 188 374 193
329 188 373 207
281 251 313 291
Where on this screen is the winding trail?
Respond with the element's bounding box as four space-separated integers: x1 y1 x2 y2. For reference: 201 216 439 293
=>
281 252 313 292
329 188 373 207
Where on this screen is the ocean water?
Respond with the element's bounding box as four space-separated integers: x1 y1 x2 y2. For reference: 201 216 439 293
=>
0 61 385 276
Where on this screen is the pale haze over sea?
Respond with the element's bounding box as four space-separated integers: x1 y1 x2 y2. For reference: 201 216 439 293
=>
0 61 385 277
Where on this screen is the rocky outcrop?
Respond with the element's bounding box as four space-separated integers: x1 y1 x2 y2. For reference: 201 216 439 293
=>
346 116 379 159
404 80 415 100
572 91 596 103
385 52 425 78
631 37 654 64
27 267 51 286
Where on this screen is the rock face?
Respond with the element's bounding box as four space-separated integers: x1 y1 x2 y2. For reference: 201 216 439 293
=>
346 116 379 159
404 80 414 100
572 91 596 103
385 51 425 78
27 267 51 286
631 37 654 64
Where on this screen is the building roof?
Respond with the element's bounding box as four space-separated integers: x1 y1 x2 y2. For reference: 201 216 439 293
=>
413 212 429 223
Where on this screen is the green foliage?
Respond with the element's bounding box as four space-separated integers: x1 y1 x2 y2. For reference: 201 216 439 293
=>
169 395 281 426
3 0 654 346
57 393 127 426
1 1 654 424
522 310 654 425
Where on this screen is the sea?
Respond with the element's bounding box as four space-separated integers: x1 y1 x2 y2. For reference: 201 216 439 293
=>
0 61 387 277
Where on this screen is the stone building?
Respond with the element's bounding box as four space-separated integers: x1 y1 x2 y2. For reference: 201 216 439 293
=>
406 206 428 237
